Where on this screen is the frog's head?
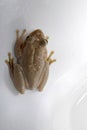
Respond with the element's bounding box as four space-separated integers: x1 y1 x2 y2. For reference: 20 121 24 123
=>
26 29 49 47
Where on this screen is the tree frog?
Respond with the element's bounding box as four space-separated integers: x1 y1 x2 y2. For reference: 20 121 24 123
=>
5 29 56 94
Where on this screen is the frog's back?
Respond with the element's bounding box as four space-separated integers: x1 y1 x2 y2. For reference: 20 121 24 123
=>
21 44 48 89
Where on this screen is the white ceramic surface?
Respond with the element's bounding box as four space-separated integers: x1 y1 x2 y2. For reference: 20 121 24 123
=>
0 0 87 130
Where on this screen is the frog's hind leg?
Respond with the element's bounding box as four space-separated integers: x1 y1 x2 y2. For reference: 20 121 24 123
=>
37 51 56 91
14 29 26 59
47 51 56 65
37 62 49 91
5 52 27 94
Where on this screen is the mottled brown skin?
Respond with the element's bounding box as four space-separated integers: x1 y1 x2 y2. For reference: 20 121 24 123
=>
5 29 56 94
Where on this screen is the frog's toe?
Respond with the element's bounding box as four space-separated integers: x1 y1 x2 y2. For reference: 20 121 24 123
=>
16 29 19 39
16 29 26 39
47 51 56 65
5 52 14 69
47 51 54 61
49 59 56 65
20 29 26 38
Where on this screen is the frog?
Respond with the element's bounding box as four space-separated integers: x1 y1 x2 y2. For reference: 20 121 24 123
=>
5 29 56 94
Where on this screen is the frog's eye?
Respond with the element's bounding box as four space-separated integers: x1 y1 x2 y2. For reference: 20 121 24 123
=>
39 39 48 46
26 36 32 41
26 36 30 39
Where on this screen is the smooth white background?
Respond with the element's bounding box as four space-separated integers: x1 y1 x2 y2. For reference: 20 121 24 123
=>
0 0 87 130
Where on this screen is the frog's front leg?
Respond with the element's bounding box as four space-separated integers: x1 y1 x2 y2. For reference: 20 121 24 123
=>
14 29 26 59
47 51 56 65
5 52 28 94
